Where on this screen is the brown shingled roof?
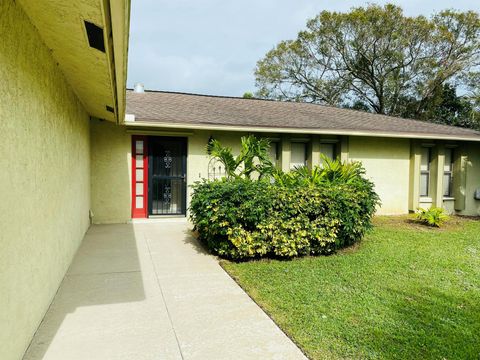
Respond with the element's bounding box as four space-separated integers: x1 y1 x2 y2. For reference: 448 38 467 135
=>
126 90 480 141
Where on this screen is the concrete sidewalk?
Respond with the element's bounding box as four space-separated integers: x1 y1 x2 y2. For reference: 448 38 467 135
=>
23 220 306 360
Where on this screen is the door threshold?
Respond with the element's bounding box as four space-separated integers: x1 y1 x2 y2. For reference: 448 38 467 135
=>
149 215 186 219
130 215 187 224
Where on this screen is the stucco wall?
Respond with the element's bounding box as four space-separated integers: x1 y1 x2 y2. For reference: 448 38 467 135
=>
0 2 91 359
189 132 412 215
95 128 479 222
90 119 131 224
347 137 411 215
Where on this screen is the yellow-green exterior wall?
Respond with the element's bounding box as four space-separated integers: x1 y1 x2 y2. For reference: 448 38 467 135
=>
194 133 412 216
0 2 91 359
348 137 411 215
91 128 480 220
90 119 131 224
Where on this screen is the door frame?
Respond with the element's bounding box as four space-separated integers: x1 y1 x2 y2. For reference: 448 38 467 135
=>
131 135 188 218
147 136 188 216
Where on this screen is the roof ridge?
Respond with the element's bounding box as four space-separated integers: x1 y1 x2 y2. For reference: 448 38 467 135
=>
127 88 268 101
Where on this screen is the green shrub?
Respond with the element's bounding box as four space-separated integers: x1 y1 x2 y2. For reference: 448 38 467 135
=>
189 179 275 258
190 160 380 260
415 207 449 227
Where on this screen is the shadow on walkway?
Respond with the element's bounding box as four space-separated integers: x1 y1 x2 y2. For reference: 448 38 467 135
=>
23 224 146 360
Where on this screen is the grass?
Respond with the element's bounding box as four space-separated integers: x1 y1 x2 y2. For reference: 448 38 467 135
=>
221 216 480 359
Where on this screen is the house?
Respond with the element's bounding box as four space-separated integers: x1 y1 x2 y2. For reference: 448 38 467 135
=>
89 87 480 222
2 0 480 358
0 1 130 359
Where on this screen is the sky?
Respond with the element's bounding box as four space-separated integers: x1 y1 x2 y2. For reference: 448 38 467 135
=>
127 0 480 97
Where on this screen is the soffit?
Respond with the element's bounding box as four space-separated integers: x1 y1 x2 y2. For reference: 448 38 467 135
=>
18 0 118 121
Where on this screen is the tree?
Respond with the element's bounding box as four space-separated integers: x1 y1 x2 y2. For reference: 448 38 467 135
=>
242 92 254 99
255 4 480 127
413 84 480 130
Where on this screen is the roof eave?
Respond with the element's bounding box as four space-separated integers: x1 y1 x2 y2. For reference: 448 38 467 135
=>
109 0 131 124
124 118 480 142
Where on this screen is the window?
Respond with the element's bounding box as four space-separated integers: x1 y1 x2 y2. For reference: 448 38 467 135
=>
443 148 454 197
320 142 336 162
290 142 307 169
420 147 431 197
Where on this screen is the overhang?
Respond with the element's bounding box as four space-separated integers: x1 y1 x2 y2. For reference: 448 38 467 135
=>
18 0 130 123
124 119 480 142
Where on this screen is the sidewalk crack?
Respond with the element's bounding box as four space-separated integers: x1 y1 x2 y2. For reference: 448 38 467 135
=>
143 232 185 360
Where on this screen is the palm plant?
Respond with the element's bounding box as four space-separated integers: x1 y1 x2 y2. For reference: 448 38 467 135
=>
320 156 366 185
206 135 275 179
272 155 367 187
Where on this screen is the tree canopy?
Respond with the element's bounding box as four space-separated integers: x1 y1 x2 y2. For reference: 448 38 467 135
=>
255 4 480 129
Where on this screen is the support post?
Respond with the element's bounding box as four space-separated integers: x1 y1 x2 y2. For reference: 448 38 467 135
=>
340 136 349 162
409 141 421 212
280 135 291 172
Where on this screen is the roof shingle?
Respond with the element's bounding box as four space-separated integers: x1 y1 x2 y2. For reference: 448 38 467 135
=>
126 90 480 141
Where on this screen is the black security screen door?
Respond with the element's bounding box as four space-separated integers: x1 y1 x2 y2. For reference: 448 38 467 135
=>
148 137 187 215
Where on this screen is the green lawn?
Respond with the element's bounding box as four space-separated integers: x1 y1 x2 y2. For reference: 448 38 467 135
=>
221 216 480 360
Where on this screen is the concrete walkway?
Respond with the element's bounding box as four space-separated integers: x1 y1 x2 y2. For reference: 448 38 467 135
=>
24 220 306 360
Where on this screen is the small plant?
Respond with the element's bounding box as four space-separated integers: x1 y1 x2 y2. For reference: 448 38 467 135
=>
415 207 448 227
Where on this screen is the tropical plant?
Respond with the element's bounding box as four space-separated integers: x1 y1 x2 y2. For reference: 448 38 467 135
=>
206 135 274 179
190 159 380 259
415 207 449 227
272 155 370 187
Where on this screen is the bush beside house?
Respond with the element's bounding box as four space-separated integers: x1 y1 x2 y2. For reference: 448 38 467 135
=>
190 136 380 260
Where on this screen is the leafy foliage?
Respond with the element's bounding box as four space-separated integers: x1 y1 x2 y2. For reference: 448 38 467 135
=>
273 156 369 187
190 160 380 260
415 207 449 227
206 135 274 179
255 4 480 129
402 84 480 130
